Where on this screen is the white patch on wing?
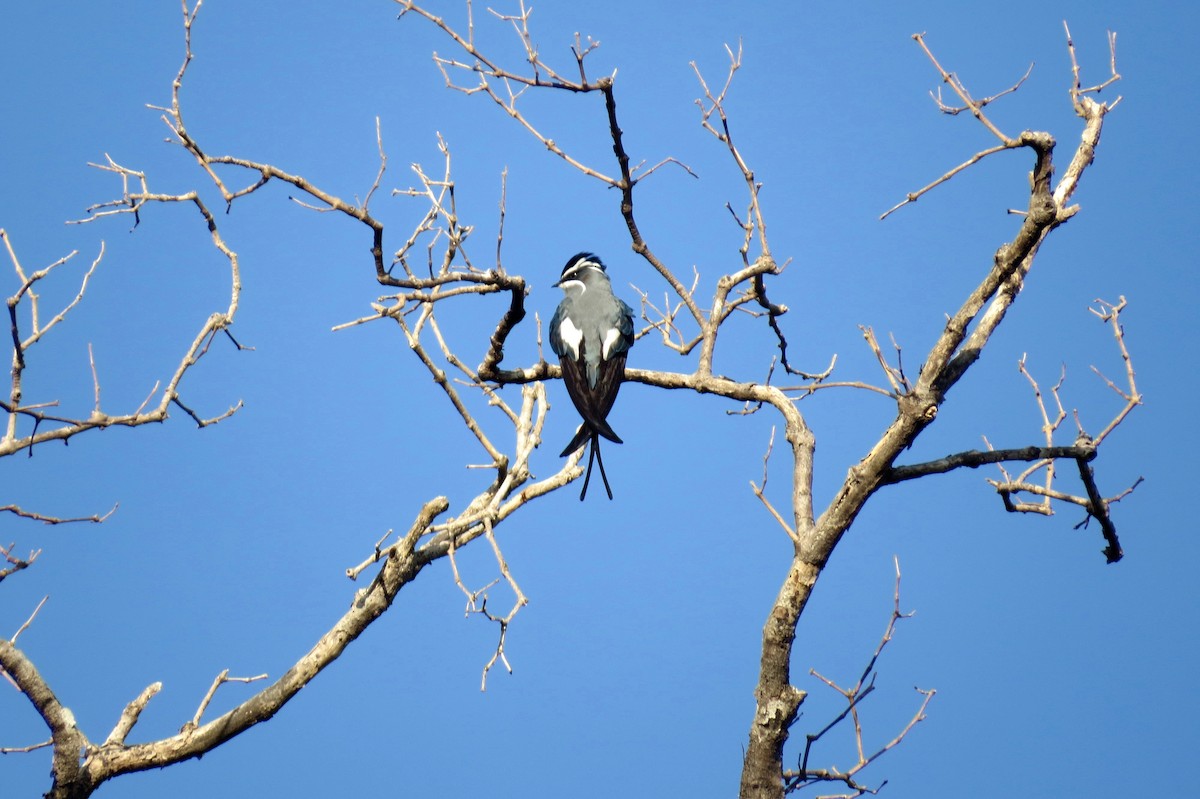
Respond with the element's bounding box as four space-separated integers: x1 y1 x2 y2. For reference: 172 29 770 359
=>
558 316 584 360
601 326 622 359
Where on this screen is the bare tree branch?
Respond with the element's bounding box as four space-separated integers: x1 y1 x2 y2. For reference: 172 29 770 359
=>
784 559 934 796
3 7 1136 799
884 445 1096 483
184 670 269 732
3 150 246 463
743 28 1124 798
1 504 117 525
1 542 41 583
103 683 163 747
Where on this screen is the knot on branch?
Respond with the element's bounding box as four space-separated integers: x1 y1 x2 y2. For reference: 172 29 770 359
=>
897 392 938 425
1018 130 1056 151
755 686 806 730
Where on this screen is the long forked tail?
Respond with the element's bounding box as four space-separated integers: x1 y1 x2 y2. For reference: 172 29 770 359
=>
579 432 614 501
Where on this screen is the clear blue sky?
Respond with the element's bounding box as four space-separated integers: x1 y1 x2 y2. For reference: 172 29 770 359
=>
2 2 1195 797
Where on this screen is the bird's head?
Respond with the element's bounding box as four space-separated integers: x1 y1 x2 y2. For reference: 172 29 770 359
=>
554 252 609 295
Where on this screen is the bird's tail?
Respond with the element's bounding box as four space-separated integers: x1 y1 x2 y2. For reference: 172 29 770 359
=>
560 421 621 458
559 424 592 459
578 432 614 501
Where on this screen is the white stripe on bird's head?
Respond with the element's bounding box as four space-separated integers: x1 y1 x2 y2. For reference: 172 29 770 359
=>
559 253 606 281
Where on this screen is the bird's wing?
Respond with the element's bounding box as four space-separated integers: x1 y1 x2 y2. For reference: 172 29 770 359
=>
590 351 628 423
615 299 636 355
548 303 568 359
559 350 625 448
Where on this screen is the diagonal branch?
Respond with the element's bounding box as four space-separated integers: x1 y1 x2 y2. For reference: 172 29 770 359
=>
912 32 1019 144
1075 456 1123 563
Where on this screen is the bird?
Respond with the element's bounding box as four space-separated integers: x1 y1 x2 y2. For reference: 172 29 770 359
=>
549 252 635 501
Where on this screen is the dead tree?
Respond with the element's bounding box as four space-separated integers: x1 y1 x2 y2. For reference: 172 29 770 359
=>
0 3 1136 798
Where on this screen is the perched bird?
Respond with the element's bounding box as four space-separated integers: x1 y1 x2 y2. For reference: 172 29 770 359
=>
549 252 635 501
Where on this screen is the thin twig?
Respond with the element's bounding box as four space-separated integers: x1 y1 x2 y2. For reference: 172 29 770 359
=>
11 596 49 644
187 669 269 730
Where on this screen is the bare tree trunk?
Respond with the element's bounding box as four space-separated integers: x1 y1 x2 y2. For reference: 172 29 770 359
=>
740 559 818 799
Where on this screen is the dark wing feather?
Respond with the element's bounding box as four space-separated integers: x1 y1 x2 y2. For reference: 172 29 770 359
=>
548 303 569 360
612 299 636 358
558 352 625 454
589 351 628 425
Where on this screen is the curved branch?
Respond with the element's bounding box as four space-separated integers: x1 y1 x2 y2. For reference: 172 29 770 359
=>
28 497 448 798
4 180 244 460
0 640 90 797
